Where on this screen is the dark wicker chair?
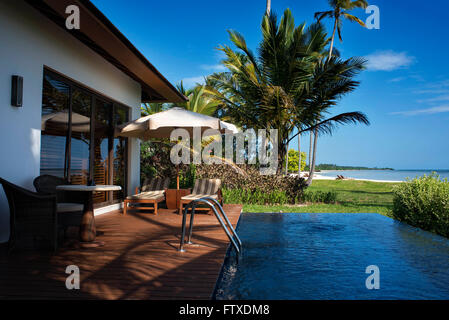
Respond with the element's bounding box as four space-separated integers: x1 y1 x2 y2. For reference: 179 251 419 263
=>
0 177 58 253
33 175 84 203
33 175 84 239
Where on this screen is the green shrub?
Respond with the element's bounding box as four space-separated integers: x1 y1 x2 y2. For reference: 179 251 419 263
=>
302 190 337 204
392 173 449 237
196 164 306 203
223 187 289 205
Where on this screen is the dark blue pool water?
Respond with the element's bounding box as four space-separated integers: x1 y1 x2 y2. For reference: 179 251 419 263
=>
214 213 449 300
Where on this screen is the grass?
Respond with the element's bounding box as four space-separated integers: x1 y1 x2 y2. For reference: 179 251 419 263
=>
243 179 401 216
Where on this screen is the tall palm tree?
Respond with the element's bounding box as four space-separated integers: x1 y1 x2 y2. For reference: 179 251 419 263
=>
307 0 369 184
206 9 369 173
315 0 369 60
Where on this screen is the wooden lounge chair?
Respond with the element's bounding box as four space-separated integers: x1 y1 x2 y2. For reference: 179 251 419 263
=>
179 178 222 214
0 177 58 253
123 177 170 215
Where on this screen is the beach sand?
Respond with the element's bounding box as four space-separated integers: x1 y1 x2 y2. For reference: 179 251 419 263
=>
289 173 402 183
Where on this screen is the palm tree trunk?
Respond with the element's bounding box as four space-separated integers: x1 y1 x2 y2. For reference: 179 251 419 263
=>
285 141 289 175
308 131 313 171
297 131 301 176
266 0 271 15
328 17 338 60
306 128 318 186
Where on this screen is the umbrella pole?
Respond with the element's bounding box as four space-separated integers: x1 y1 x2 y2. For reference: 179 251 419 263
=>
176 164 180 190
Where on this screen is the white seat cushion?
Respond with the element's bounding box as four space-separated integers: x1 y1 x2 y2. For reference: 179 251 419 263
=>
57 202 84 213
126 190 165 200
181 194 218 201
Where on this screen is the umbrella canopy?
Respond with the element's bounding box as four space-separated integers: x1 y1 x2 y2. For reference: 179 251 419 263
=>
117 107 238 140
116 107 239 190
219 120 239 134
41 110 91 133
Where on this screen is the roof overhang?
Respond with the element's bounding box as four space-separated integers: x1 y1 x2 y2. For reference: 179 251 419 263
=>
25 0 187 103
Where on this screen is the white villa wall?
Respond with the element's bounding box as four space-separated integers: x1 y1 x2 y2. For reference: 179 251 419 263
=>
0 1 142 242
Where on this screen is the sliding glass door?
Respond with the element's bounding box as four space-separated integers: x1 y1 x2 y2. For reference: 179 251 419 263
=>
40 69 129 207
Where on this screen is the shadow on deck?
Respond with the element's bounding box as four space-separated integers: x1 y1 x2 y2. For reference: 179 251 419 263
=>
0 204 242 300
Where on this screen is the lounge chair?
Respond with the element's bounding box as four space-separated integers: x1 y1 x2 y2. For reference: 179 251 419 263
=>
179 178 222 214
123 177 170 215
0 177 58 253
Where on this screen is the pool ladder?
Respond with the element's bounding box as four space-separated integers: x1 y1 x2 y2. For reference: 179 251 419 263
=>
179 197 242 256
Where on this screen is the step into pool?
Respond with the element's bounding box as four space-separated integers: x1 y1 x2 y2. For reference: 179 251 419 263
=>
214 213 449 300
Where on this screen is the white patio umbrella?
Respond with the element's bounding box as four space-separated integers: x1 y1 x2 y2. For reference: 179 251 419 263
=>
118 107 238 139
117 107 238 189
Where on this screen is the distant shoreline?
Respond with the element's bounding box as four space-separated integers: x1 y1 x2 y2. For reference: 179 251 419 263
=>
290 172 402 183
306 165 394 171
314 173 402 183
319 169 393 172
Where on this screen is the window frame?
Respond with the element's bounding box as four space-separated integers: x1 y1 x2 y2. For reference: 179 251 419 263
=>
41 67 130 207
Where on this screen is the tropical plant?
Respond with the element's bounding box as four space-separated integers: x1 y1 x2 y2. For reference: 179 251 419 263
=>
206 9 369 173
141 81 221 117
392 173 449 238
286 149 306 173
174 81 220 116
141 102 168 116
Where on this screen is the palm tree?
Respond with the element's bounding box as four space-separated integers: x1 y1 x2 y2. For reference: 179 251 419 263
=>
315 0 369 60
173 81 220 116
307 0 369 184
206 9 369 173
141 102 167 116
292 56 370 185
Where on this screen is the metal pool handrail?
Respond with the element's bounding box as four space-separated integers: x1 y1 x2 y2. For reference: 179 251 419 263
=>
178 197 242 255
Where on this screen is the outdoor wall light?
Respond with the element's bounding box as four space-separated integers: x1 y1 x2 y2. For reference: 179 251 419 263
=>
11 75 23 107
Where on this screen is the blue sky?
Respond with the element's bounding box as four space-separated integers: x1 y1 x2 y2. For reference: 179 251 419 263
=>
92 0 449 169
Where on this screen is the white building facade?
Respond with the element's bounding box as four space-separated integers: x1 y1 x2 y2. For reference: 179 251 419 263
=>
0 0 184 242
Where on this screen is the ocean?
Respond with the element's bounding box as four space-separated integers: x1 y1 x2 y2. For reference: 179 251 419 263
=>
318 170 449 182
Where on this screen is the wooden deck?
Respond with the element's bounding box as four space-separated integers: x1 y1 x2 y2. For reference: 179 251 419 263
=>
0 204 242 300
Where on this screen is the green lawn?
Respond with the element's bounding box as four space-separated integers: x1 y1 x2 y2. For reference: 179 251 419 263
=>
243 180 400 216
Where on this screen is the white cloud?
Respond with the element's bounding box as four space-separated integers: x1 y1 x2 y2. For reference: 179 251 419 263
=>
417 95 449 104
180 76 205 88
390 105 449 116
200 64 226 72
413 89 449 95
388 77 406 83
365 51 415 71
413 79 449 94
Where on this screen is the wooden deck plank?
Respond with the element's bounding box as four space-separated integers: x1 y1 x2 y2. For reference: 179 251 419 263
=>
0 204 242 300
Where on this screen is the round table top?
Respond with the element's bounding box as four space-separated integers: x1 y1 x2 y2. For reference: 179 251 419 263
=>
56 185 122 192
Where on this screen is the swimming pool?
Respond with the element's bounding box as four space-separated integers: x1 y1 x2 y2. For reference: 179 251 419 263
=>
214 213 449 300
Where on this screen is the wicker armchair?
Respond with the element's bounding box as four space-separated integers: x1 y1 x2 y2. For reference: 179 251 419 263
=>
0 177 58 253
33 175 84 203
33 175 84 238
